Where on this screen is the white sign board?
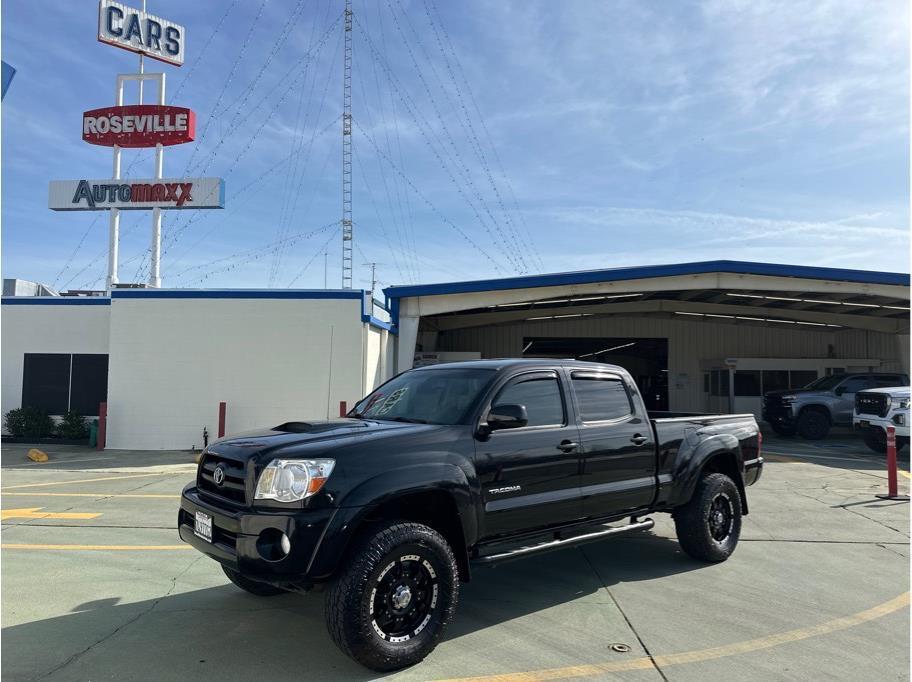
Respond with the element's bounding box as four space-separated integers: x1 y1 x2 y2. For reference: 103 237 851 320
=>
97 0 185 66
49 178 224 211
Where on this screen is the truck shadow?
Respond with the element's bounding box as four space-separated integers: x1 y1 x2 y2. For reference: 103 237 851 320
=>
2 534 699 680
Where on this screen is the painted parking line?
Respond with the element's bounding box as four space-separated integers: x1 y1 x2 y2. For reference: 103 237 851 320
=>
1 543 191 551
437 592 910 681
0 508 101 521
1 491 180 499
0 472 175 490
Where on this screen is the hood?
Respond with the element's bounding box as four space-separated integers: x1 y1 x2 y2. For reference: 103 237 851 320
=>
858 386 910 398
764 388 819 398
207 418 436 459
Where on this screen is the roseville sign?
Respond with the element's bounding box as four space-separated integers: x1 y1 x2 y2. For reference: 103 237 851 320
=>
83 105 195 147
97 0 185 66
49 178 225 211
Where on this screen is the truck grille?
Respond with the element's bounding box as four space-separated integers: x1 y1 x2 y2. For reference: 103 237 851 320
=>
855 392 890 418
762 395 789 417
197 453 248 505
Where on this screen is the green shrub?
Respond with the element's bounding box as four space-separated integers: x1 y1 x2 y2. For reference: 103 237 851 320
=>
4 407 54 438
57 410 89 439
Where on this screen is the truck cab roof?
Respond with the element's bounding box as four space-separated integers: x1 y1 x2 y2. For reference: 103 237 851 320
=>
411 358 627 373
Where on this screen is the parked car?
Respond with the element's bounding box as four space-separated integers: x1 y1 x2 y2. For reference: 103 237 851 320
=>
178 359 763 671
854 386 910 453
762 372 908 440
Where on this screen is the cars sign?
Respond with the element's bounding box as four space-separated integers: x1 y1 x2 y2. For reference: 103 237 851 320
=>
97 0 185 66
83 105 195 148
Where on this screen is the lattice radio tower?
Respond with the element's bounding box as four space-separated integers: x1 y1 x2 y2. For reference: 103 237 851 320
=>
341 0 354 289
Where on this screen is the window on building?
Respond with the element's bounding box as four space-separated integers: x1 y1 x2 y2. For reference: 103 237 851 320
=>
710 369 730 397
762 370 790 393
571 374 633 421
734 371 761 397
790 370 818 389
21 353 108 415
493 375 565 427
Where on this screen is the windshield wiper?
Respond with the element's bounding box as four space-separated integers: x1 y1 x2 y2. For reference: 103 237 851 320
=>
386 416 429 424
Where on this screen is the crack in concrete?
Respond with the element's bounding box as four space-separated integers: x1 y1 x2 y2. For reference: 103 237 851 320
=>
579 546 668 681
38 554 205 680
875 543 909 559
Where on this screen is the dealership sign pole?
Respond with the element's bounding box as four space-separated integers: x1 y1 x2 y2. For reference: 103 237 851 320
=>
49 1 225 293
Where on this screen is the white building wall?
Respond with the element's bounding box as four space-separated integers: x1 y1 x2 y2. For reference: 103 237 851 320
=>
1 301 110 423
106 294 368 450
435 315 908 412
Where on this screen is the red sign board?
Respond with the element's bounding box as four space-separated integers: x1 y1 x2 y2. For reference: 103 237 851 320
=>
82 105 195 148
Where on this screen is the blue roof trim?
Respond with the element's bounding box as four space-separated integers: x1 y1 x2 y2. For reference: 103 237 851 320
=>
383 260 910 300
363 314 395 333
111 289 365 300
2 297 110 305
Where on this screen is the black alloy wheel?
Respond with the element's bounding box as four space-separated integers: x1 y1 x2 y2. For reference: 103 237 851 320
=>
708 493 734 542
370 554 438 642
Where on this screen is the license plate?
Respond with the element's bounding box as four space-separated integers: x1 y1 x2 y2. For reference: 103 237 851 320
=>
194 511 213 543
859 420 871 428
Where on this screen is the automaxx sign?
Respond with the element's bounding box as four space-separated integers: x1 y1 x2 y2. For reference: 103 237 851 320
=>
83 105 195 147
98 0 185 66
48 178 225 211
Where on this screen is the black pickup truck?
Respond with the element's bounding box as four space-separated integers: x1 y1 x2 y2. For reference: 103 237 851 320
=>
179 359 763 671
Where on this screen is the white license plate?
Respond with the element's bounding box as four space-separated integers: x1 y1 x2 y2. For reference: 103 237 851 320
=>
194 511 213 543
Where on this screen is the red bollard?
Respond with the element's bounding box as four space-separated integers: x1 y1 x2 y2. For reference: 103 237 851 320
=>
339 401 348 418
877 425 909 501
97 402 107 451
217 401 226 439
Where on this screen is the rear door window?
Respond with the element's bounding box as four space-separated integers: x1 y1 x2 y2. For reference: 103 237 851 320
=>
571 374 633 422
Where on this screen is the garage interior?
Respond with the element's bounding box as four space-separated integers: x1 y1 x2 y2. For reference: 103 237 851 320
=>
388 262 911 416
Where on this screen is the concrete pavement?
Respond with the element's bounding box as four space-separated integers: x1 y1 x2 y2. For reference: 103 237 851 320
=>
1 438 908 681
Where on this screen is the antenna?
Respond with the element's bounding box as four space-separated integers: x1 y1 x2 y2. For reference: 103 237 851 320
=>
341 0 353 289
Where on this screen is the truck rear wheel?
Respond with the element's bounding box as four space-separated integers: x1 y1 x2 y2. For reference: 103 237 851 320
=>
222 565 286 596
325 521 459 671
796 408 830 440
674 472 742 563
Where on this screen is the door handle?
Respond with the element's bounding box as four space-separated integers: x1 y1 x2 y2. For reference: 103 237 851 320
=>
557 440 578 453
630 434 648 446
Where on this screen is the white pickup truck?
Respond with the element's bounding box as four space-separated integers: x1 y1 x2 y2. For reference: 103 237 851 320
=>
854 387 910 453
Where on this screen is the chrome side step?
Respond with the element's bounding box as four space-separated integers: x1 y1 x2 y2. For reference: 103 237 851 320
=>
473 518 655 565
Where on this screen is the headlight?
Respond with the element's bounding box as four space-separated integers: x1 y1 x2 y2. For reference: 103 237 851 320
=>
254 458 335 503
895 398 910 410
780 395 797 402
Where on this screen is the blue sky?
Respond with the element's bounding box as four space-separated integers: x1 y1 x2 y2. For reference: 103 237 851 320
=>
2 0 909 292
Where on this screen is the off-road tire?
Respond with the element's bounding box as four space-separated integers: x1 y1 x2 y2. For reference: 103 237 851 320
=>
863 428 887 453
674 472 742 563
222 565 286 596
325 521 459 672
796 408 830 440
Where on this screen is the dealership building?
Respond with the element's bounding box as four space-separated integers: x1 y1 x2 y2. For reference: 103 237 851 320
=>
2 260 909 450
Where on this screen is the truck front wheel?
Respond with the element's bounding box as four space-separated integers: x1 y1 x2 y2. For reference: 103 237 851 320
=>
222 566 286 596
862 427 887 453
325 521 459 671
796 408 830 440
674 472 742 563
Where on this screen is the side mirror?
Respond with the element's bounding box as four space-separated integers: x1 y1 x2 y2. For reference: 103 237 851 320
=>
486 404 528 431
834 387 845 396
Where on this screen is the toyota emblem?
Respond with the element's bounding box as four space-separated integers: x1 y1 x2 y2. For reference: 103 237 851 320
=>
213 464 226 486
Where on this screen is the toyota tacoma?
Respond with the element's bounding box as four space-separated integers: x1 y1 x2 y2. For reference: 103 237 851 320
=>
178 359 763 671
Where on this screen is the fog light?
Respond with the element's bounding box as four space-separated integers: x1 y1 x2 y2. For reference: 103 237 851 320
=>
256 528 291 561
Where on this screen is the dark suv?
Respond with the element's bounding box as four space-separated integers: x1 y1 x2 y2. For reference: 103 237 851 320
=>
763 372 909 439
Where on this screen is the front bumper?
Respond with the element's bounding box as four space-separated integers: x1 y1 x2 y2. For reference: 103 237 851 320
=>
178 484 337 583
853 417 910 438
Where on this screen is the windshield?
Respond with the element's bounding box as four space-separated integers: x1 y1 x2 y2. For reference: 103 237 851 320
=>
803 374 844 390
351 367 496 425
